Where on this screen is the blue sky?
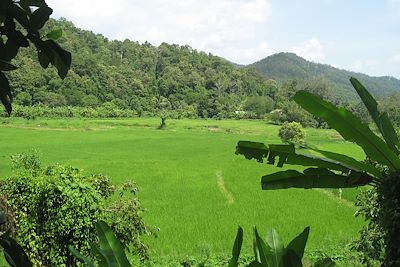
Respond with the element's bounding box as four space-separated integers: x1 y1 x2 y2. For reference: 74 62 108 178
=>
47 0 400 78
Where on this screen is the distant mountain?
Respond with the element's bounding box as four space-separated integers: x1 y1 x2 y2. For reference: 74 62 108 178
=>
249 52 400 100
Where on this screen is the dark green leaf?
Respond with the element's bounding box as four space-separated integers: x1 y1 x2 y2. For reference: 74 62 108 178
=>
236 141 367 174
294 90 400 170
380 112 399 152
4 35 20 61
37 49 49 68
0 59 18 71
247 261 265 267
68 245 95 267
253 227 270 266
8 4 30 29
29 6 52 30
228 226 243 267
0 71 12 114
0 235 32 267
44 40 71 79
0 212 6 225
95 220 132 267
309 148 382 177
283 249 303 267
46 29 63 40
91 244 108 267
350 77 399 154
19 0 48 8
287 227 309 259
262 168 372 190
266 228 285 267
236 141 269 162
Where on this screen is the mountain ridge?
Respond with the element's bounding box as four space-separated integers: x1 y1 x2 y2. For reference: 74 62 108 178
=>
247 52 400 100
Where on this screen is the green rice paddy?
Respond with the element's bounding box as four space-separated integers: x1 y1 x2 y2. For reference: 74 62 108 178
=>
0 118 366 264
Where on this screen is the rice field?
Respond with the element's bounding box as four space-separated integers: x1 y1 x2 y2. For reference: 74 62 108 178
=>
0 117 366 264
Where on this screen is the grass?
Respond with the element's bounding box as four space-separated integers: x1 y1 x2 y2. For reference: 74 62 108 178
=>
0 117 366 264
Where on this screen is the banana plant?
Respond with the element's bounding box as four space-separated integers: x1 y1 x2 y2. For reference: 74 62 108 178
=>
235 77 400 266
228 226 333 267
236 77 399 189
68 220 132 267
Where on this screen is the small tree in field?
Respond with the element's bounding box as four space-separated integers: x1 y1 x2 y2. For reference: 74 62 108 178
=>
278 121 305 144
236 77 400 266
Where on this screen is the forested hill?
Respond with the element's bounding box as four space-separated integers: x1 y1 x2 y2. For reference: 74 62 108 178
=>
8 18 400 120
249 52 400 100
9 18 276 119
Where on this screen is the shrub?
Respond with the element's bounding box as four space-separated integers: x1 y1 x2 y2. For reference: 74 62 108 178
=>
278 121 305 144
0 151 153 266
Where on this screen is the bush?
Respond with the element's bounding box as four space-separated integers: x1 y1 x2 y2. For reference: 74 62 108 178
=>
0 151 153 266
278 121 306 144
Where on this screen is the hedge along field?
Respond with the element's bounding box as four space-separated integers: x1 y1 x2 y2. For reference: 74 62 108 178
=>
0 118 364 262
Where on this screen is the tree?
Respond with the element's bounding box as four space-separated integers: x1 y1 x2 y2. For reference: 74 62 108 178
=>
0 0 71 114
243 95 273 118
236 78 400 266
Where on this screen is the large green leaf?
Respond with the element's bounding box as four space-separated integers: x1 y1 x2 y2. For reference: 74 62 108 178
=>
0 234 32 267
228 226 243 267
247 261 265 267
350 77 399 154
0 71 12 114
308 147 382 177
95 220 132 267
29 6 52 30
36 40 71 79
0 59 18 71
293 90 400 170
282 249 303 267
253 227 270 266
287 227 310 259
19 0 48 8
68 245 95 267
8 4 30 29
236 141 373 175
261 168 372 190
266 229 285 267
37 49 50 68
46 40 71 79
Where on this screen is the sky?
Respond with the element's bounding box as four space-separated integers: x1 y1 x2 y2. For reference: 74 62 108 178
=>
47 0 400 78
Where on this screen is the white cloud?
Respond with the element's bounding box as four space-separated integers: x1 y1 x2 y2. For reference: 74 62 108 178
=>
351 59 378 72
389 54 400 62
47 0 272 64
387 0 400 16
290 38 324 61
229 42 273 64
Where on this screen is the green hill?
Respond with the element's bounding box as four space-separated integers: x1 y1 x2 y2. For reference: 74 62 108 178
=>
8 19 274 119
249 52 400 100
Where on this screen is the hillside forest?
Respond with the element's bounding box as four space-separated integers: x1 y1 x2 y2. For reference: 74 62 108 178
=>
6 18 400 127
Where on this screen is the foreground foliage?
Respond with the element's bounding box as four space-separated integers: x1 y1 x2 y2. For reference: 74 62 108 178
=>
228 226 313 267
0 0 71 114
236 78 400 266
69 220 132 267
0 152 152 266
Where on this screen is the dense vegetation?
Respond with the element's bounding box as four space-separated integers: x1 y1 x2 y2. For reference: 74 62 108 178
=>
7 18 400 127
7 18 277 120
0 151 152 266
